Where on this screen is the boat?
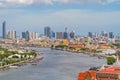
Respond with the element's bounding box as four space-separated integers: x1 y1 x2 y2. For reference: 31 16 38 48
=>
9 65 18 69
31 63 37 66
31 56 44 63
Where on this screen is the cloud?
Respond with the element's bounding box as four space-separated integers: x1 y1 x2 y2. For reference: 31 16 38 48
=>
0 0 119 7
0 8 120 35
7 0 33 5
0 2 5 7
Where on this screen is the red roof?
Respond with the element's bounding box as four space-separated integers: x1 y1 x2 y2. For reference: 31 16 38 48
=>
99 66 120 74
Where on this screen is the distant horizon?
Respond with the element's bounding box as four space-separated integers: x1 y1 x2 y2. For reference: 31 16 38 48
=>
0 0 120 36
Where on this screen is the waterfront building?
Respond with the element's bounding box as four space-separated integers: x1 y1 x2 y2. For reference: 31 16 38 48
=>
102 49 116 55
78 66 120 80
56 32 63 39
96 66 120 80
7 30 16 40
44 26 51 38
61 39 69 45
2 21 6 39
78 71 96 80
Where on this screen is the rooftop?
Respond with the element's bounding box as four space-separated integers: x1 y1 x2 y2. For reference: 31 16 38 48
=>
99 66 120 74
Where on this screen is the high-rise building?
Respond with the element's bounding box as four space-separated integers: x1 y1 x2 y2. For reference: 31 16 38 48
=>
70 31 75 38
63 27 68 39
2 21 6 39
44 26 51 38
63 32 68 39
22 31 38 41
22 32 26 39
109 32 114 39
26 31 30 41
51 31 55 38
101 31 105 36
56 32 63 39
7 30 16 39
88 32 92 38
29 32 38 40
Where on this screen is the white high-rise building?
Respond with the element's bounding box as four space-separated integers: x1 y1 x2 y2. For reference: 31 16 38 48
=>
7 30 16 40
29 32 38 40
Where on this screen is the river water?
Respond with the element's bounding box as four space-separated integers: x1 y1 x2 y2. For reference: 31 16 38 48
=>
0 48 106 80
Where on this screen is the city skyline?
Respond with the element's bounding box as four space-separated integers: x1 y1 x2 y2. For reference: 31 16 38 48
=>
1 21 120 40
0 0 120 35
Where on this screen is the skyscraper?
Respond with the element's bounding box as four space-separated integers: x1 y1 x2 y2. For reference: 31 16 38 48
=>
2 21 6 39
44 26 51 38
51 31 55 38
7 30 16 40
109 32 114 39
70 31 75 38
88 32 92 38
26 31 30 41
63 27 68 39
22 32 26 39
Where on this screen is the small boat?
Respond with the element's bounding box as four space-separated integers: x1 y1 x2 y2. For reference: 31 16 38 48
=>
31 63 37 66
9 65 18 69
31 56 44 63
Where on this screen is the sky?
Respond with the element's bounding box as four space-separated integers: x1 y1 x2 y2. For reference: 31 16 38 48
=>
0 0 120 36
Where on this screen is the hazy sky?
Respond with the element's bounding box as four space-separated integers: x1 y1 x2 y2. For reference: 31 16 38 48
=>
0 0 120 36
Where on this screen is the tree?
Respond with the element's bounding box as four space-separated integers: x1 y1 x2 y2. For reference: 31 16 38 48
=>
107 57 116 65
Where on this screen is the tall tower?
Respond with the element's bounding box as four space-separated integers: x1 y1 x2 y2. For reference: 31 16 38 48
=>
2 21 6 39
26 31 30 41
109 32 114 39
44 26 51 38
63 27 68 39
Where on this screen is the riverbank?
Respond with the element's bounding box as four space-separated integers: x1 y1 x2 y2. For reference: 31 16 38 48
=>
0 58 32 69
0 53 43 69
52 48 107 59
0 45 43 69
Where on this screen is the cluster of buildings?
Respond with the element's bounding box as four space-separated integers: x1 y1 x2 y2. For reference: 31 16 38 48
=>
44 26 75 39
22 31 38 41
2 21 16 40
1 21 120 49
2 21 39 41
78 66 120 80
1 21 75 41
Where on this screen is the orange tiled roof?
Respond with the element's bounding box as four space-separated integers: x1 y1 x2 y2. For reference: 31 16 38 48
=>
78 71 96 80
99 66 120 74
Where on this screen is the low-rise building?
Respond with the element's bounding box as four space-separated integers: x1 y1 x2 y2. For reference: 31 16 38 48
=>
78 71 96 80
96 66 120 80
102 49 116 55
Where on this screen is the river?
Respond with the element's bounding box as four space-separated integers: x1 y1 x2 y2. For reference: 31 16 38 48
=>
0 48 106 80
